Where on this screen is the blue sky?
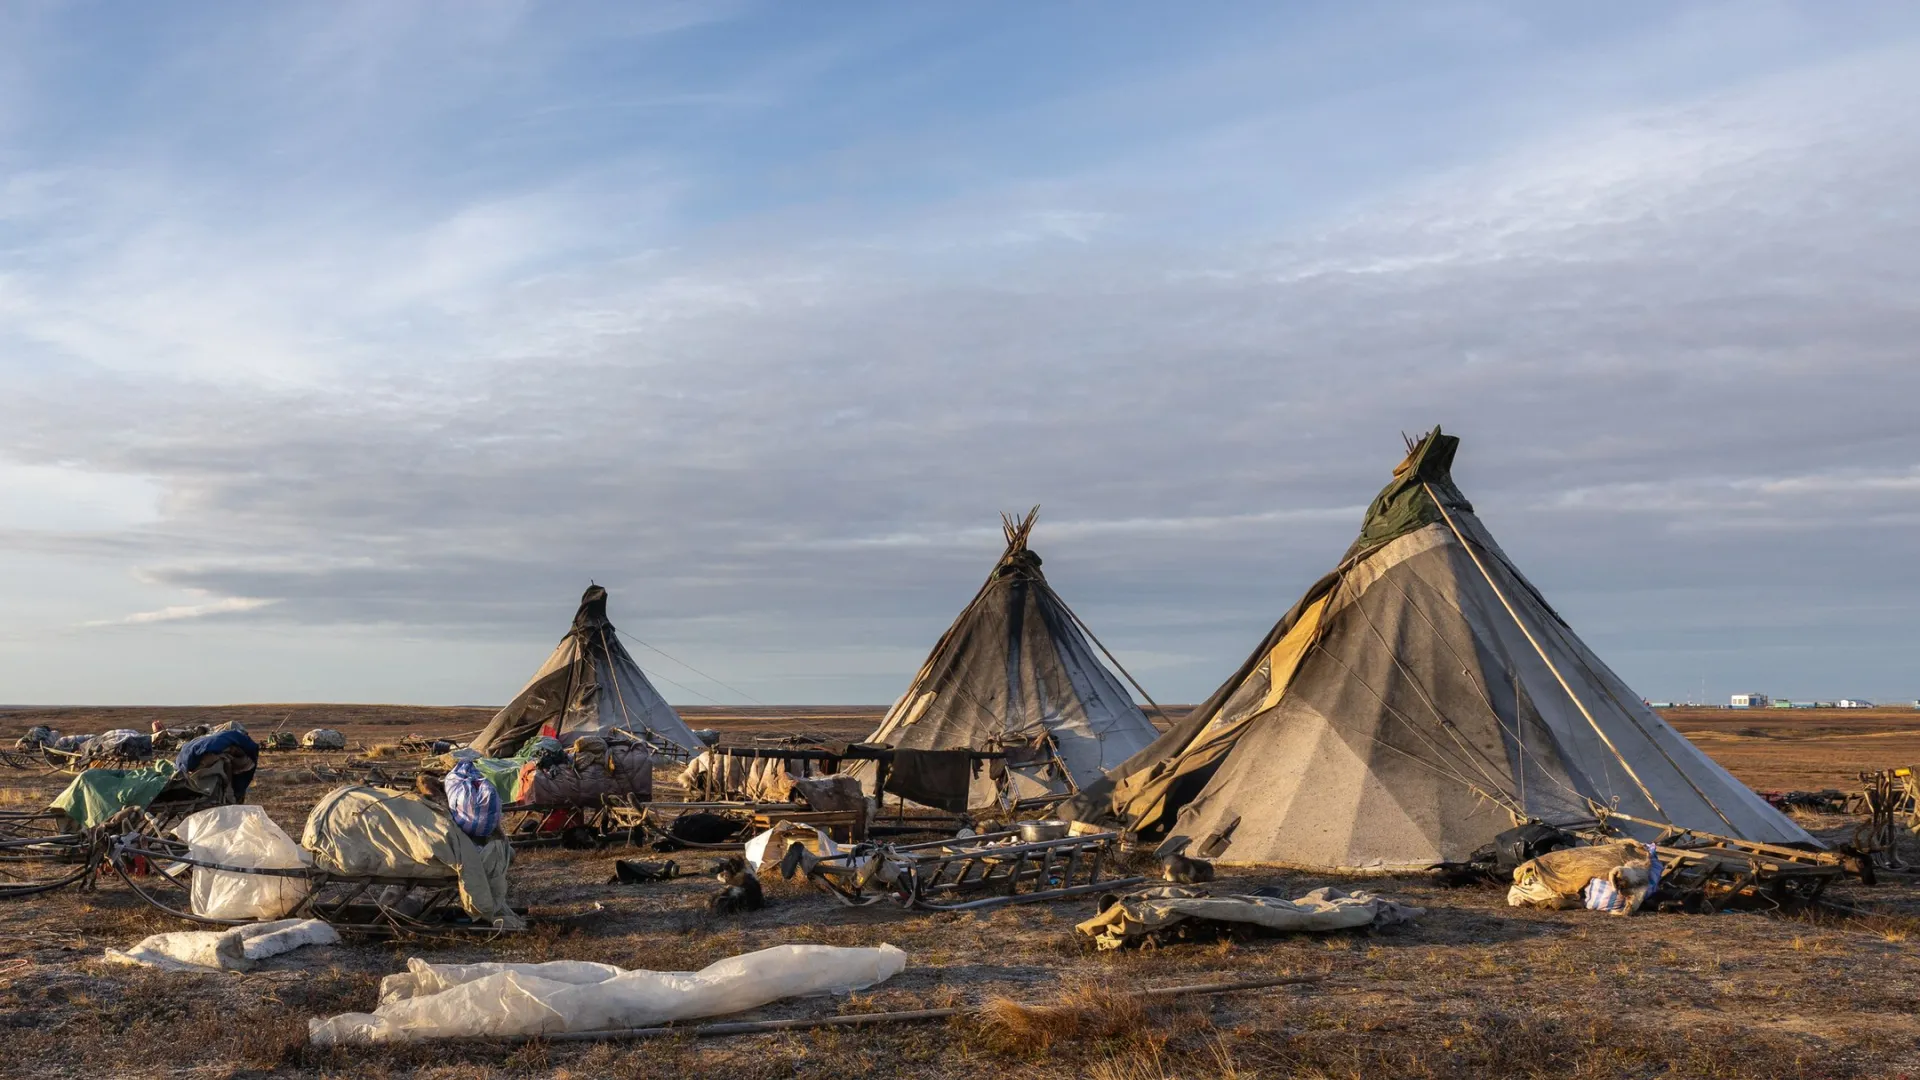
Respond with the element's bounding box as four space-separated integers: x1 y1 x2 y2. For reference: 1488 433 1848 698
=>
1 2 1916 707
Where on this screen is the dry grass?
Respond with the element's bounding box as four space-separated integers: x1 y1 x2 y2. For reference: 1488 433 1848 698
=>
0 784 43 807
975 981 1156 1054
2 705 1920 1079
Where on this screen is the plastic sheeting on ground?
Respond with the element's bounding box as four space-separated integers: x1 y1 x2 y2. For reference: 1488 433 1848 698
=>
176 804 315 919
1076 885 1424 950
308 942 908 1044
302 785 519 928
105 918 340 973
49 760 178 829
301 729 346 750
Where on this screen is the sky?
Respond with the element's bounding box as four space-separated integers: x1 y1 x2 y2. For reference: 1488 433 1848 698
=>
1 1 1916 708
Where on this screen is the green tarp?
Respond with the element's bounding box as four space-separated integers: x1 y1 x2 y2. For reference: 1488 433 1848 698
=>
470 757 527 803
51 760 178 830
464 737 560 804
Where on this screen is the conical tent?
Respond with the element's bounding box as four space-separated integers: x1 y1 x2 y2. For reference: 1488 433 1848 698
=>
470 585 702 757
1074 429 1814 869
857 510 1163 806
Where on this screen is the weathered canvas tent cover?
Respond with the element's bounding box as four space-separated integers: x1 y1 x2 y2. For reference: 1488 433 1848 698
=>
856 510 1161 802
1072 429 1814 869
470 586 700 757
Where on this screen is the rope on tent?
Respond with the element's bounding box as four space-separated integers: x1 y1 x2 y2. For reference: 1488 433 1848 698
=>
623 633 770 708
1525 603 1742 834
616 631 843 744
1306 644 1531 819
1306 635 1527 818
1335 568 1529 805
1052 585 1176 729
595 627 658 748
1424 484 1673 825
1369 562 1594 815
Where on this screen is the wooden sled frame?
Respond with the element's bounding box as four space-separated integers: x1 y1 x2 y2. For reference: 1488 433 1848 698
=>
1588 811 1849 911
0 810 105 898
0 786 235 900
798 827 1146 912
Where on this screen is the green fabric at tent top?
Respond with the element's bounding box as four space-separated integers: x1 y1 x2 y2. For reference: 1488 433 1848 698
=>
1342 426 1473 562
50 760 178 830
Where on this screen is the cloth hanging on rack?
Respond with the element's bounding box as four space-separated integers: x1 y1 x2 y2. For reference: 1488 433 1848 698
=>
882 749 972 813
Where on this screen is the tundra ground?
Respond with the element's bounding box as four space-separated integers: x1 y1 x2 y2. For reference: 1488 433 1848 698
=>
0 705 1916 1079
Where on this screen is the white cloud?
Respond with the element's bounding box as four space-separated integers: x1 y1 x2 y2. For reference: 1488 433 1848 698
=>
86 596 280 627
1 6 1918 702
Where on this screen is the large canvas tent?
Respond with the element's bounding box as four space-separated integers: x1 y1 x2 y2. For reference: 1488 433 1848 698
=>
856 510 1163 806
1070 429 1814 869
469 585 702 757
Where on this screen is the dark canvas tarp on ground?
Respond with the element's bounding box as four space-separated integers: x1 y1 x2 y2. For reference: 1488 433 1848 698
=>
1069 429 1815 869
470 585 701 757
853 510 1162 806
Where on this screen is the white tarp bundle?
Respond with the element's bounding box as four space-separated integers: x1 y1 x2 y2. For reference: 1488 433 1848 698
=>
105 918 340 973
175 805 314 920
309 943 908 1044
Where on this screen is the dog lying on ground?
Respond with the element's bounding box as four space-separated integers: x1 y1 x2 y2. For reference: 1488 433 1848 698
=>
1160 850 1216 884
708 855 765 915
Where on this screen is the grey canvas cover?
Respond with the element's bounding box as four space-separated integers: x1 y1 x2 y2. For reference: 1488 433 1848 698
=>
470 586 701 757
855 511 1161 804
1075 430 1815 869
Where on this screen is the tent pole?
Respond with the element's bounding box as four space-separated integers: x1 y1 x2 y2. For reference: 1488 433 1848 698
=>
1424 485 1672 824
1054 587 1174 727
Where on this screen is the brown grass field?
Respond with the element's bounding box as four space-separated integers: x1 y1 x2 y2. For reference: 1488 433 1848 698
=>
1 704 1918 1079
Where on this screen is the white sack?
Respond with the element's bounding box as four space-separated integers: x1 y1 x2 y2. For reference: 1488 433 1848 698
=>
310 942 907 1044
175 805 314 919
105 918 339 973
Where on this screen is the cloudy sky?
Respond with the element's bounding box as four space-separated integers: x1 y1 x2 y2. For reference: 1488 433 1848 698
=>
2 2 1915 707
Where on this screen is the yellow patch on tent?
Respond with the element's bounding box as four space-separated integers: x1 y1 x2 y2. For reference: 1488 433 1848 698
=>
900 690 936 727
1259 594 1329 713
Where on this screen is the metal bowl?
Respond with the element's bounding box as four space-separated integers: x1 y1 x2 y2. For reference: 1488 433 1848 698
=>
1017 819 1071 843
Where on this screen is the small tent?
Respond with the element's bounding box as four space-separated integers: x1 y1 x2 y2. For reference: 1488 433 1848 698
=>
1071 429 1814 869
470 585 702 757
855 510 1163 807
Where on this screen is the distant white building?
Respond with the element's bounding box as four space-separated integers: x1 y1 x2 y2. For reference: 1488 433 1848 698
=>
1837 699 1874 709
1730 693 1770 709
